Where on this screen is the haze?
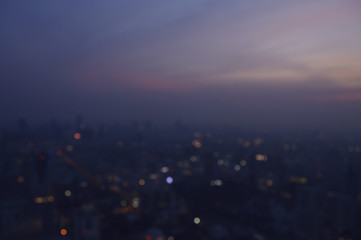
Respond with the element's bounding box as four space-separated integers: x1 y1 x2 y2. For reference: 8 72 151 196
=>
1 0 361 131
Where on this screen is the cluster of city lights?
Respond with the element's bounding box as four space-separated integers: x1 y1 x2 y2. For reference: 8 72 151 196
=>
289 176 308 184
192 139 202 148
210 179 223 187
34 195 55 204
255 154 268 161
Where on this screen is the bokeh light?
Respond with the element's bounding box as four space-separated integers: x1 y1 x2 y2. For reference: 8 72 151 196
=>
166 176 173 184
74 132 81 140
60 228 67 236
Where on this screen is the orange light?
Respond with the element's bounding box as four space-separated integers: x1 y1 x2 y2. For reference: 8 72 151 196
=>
266 179 273 186
74 132 81 140
17 176 24 183
139 179 145 186
66 145 74 152
47 195 55 202
145 235 152 240
56 150 63 156
34 197 44 204
192 139 202 148
60 228 67 236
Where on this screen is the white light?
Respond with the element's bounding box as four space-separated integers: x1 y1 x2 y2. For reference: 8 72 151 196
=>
234 165 241 171
161 166 169 173
132 197 140 208
214 179 223 186
64 190 72 197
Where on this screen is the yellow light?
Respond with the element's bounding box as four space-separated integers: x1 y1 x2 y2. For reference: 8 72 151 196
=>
149 173 159 180
289 176 308 184
300 177 307 184
34 195 55 204
194 217 201 224
60 228 67 236
168 237 175 240
66 145 74 152
34 197 44 204
255 154 267 161
139 179 146 186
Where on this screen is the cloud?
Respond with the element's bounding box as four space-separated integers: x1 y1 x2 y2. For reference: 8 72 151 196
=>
1 0 361 130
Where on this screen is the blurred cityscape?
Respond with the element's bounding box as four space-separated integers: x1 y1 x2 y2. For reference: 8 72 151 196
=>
1 116 361 240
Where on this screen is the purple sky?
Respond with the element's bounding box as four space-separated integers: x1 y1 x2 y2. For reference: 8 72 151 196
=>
1 0 361 130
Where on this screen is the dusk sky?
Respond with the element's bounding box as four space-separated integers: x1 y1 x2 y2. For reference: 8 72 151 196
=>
1 0 361 130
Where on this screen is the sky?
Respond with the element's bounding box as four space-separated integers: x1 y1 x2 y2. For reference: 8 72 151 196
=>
1 0 361 130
